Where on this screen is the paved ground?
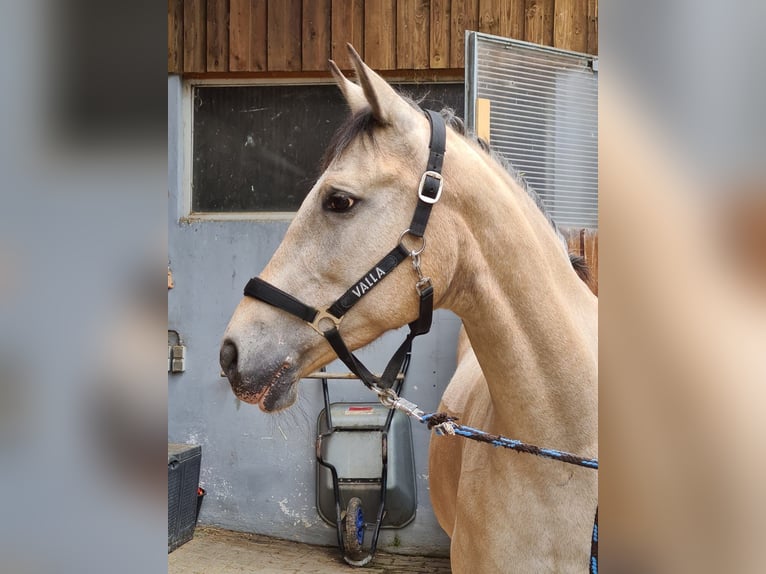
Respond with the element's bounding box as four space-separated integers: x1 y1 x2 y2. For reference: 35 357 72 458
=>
169 526 452 573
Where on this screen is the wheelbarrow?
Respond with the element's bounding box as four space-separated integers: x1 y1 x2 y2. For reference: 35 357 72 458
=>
313 358 418 566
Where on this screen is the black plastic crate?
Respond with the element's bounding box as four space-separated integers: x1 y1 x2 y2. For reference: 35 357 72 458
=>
168 443 202 552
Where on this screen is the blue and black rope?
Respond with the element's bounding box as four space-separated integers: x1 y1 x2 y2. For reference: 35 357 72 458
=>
590 508 598 574
417 411 599 572
421 412 599 470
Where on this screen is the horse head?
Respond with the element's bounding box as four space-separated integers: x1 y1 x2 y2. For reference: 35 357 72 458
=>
220 45 461 412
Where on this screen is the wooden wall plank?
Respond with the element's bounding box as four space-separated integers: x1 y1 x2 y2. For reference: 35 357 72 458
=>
268 0 301 71
587 0 598 54
229 0 267 71
481 0 526 40
450 0 478 68
303 0 331 71
172 0 597 72
397 0 414 68
524 0 554 46
331 0 364 63
478 0 501 36
251 0 267 70
430 0 450 68
582 228 598 295
562 227 598 296
543 0 555 45
413 0 431 69
364 0 396 69
229 0 249 70
207 0 229 71
397 0 430 69
524 0 542 44
183 0 206 72
168 0 183 73
500 0 526 41
553 0 587 53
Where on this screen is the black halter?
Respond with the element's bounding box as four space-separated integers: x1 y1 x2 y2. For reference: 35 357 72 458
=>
243 110 446 394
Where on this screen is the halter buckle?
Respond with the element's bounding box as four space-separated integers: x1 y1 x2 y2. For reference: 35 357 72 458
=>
309 309 342 335
418 171 443 204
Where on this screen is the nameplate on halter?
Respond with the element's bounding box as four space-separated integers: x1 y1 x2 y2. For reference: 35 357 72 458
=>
350 267 386 298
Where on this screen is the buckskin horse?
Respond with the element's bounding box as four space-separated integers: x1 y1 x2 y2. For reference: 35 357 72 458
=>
220 45 598 573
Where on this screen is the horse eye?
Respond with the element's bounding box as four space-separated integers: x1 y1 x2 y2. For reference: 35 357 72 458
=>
324 194 356 213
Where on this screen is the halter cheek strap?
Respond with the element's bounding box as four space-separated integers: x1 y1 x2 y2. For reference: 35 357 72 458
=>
243 109 445 394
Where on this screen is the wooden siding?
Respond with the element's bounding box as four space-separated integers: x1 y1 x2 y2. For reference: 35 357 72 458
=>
168 0 597 74
564 228 599 295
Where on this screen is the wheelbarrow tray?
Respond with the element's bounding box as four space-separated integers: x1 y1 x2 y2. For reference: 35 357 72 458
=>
316 402 417 529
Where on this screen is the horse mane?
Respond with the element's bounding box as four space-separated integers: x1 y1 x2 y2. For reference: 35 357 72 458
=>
320 94 591 282
569 253 591 284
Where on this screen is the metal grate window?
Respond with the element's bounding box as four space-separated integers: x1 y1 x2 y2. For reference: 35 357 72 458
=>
466 33 598 229
190 83 464 214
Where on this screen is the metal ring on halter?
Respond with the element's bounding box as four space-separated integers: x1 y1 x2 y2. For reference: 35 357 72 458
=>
374 387 398 407
309 309 342 335
398 229 426 256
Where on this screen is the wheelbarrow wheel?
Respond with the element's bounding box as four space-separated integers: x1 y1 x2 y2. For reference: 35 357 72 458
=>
343 497 365 556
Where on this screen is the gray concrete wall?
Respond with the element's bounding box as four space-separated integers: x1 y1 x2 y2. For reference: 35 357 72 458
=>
167 75 458 555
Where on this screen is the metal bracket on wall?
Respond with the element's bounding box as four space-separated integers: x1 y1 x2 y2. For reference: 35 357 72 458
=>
168 330 186 373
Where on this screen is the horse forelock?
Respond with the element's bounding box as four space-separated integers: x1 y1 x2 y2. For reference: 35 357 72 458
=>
319 109 380 171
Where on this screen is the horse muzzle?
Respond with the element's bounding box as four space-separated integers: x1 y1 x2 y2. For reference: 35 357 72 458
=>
220 339 299 412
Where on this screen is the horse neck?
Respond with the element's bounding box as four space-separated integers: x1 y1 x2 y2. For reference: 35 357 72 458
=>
441 137 598 452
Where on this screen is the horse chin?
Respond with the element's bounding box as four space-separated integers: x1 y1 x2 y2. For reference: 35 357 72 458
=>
227 359 300 413
258 380 299 413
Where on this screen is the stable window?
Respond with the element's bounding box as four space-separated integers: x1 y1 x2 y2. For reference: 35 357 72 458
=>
190 83 464 214
466 33 598 229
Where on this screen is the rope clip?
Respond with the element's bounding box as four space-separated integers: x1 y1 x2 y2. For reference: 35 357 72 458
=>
375 387 425 420
411 253 432 295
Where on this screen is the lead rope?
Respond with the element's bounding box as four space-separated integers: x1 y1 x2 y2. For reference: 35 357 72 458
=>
376 389 599 470
376 387 598 571
590 508 598 574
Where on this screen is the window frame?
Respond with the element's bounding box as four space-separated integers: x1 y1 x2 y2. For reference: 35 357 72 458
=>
181 77 464 221
182 77 338 222
465 33 599 230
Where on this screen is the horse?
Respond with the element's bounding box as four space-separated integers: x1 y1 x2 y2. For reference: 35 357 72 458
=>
220 45 598 573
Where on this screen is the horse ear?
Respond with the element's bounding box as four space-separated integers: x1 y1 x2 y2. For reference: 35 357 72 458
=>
345 43 411 126
329 59 367 114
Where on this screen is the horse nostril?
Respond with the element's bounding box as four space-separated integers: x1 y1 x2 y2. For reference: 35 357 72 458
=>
220 340 238 375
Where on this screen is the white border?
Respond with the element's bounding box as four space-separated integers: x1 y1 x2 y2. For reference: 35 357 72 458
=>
181 79 194 220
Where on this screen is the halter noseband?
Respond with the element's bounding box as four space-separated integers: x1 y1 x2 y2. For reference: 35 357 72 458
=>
243 109 446 395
